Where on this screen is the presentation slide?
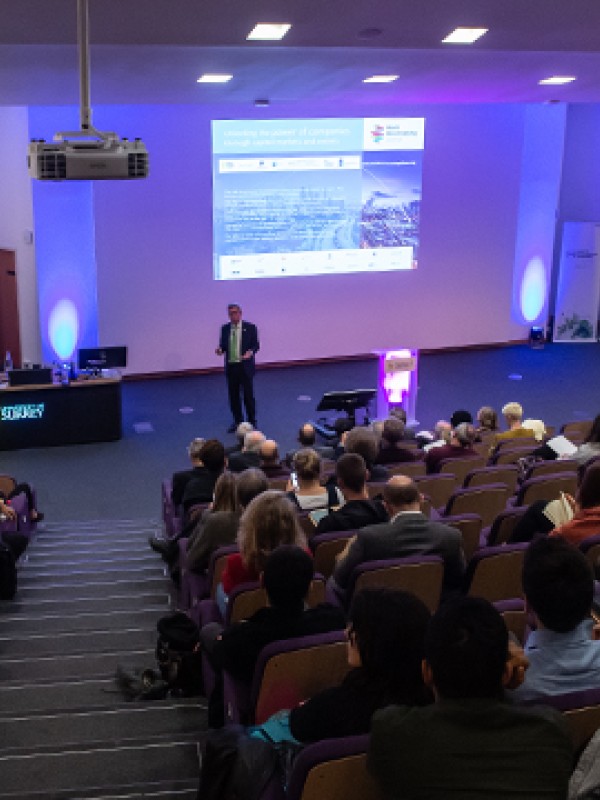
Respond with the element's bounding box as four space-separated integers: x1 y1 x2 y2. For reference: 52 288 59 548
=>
212 118 425 280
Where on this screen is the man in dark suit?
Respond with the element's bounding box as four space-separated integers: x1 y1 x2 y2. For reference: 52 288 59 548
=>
216 303 259 432
331 475 465 599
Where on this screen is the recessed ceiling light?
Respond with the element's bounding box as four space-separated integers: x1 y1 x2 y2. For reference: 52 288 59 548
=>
363 75 399 84
442 27 488 44
197 74 233 83
539 75 576 85
247 23 291 41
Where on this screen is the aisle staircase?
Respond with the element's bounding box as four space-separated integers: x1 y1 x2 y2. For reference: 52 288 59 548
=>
0 520 206 799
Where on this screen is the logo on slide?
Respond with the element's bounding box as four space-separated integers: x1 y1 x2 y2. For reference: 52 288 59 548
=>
371 124 385 143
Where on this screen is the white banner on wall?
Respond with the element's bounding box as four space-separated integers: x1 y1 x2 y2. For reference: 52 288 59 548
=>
554 222 600 342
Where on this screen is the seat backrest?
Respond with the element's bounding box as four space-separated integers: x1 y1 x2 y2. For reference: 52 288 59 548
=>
438 456 485 484
443 514 483 562
311 531 355 578
485 505 528 547
494 436 539 452
387 461 426 478
413 474 457 509
516 473 578 507
366 482 386 500
227 576 327 624
561 420 593 441
0 474 17 497
465 543 528 602
287 735 382 800
464 464 519 494
579 534 600 572
207 544 239 598
350 556 444 613
523 459 579 481
494 598 526 645
268 477 289 492
252 631 349 725
444 483 511 528
491 445 538 465
530 687 600 756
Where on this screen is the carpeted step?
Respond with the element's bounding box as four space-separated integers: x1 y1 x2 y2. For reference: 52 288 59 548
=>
0 626 158 659
0 648 156 683
10 576 170 600
0 701 206 756
0 590 171 617
0 606 170 636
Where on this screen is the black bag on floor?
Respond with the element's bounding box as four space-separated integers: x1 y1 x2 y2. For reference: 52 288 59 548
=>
156 611 203 696
0 540 17 600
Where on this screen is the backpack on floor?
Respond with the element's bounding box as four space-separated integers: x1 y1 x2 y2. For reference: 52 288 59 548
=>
0 541 17 600
155 611 203 696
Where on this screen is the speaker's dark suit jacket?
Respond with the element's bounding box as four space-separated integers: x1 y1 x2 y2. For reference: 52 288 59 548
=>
219 321 259 375
332 511 465 595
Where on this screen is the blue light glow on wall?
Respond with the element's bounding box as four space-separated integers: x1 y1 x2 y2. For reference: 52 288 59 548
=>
28 107 100 364
511 105 566 327
519 257 547 322
31 179 98 363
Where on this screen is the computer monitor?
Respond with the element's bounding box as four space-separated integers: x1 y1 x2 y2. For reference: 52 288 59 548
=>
78 346 128 371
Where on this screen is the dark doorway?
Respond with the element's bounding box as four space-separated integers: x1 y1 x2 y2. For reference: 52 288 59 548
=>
0 249 22 368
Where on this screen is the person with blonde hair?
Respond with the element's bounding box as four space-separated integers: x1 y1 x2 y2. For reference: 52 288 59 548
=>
286 448 343 511
489 402 535 454
219 491 307 598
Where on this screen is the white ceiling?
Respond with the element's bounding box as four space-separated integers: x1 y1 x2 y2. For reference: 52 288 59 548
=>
2 0 600 107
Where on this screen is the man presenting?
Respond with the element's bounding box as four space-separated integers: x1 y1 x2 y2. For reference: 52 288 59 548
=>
216 304 259 433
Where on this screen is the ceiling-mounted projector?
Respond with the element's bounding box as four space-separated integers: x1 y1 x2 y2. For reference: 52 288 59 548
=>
28 0 149 181
28 136 149 180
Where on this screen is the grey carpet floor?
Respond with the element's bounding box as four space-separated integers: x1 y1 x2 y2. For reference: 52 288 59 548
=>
0 520 207 800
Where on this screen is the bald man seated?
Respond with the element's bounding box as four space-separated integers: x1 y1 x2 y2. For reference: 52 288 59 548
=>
259 439 290 478
331 475 466 600
285 423 335 465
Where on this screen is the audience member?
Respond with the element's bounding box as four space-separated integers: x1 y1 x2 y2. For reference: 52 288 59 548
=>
376 418 418 464
200 545 345 726
522 418 546 442
181 439 226 512
0 481 43 523
219 491 307 598
476 405 499 432
389 406 417 439
285 448 343 511
285 423 335 464
258 439 290 478
550 464 600 546
330 475 465 600
489 401 535 454
368 596 572 799
340 426 388 481
186 469 265 573
228 430 266 472
315 454 387 534
170 437 206 508
510 536 600 702
252 588 432 745
224 421 253 456
571 414 600 467
424 422 478 474
420 420 451 452
449 409 473 428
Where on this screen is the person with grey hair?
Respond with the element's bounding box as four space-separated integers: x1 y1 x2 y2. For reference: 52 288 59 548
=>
425 422 478 473
338 426 388 481
225 421 254 456
489 402 535 454
228 429 266 472
421 420 452 453
215 303 259 433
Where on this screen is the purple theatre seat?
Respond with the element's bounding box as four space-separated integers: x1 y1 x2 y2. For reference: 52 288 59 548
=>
463 542 528 602
309 530 356 579
327 555 444 614
512 472 578 508
223 630 347 726
285 735 381 800
481 505 528 548
520 686 600 756
579 534 600 575
11 492 34 536
186 543 239 626
440 483 511 528
161 478 182 539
